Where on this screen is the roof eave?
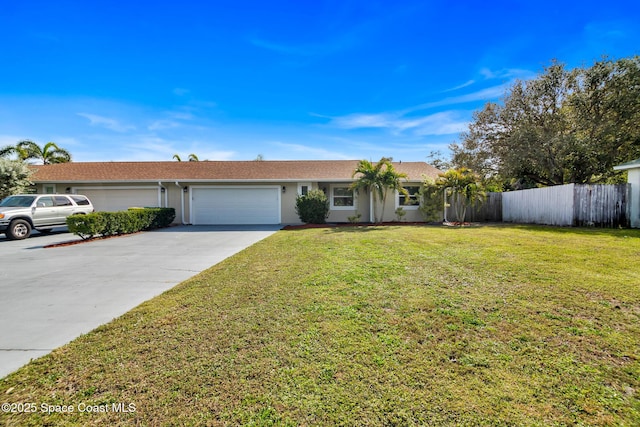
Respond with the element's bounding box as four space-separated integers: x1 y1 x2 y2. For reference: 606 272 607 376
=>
32 177 428 183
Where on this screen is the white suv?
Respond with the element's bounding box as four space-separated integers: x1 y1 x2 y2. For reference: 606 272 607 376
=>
0 194 94 240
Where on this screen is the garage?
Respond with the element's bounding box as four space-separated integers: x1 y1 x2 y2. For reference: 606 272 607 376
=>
191 186 280 225
77 187 160 212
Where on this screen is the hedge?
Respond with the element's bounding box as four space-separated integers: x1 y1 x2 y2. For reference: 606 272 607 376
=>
66 208 176 239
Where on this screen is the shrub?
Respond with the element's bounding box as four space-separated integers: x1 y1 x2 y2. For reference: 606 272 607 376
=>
295 189 330 224
348 213 362 224
66 214 106 240
419 182 443 222
143 208 176 229
66 208 175 239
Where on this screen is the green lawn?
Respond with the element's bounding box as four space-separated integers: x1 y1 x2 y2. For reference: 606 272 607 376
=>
2 225 639 426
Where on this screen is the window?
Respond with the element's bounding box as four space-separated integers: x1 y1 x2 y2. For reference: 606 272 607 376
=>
331 186 355 209
54 196 73 206
36 196 55 207
397 186 420 209
70 195 91 206
0 195 36 207
43 185 56 194
298 182 311 196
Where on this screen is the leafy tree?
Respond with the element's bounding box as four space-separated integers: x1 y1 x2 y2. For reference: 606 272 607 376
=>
426 150 452 171
0 159 33 199
451 56 640 187
7 140 72 164
424 168 486 223
350 157 408 223
295 189 329 224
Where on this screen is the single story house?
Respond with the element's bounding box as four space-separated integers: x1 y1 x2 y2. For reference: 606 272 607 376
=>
614 158 640 228
30 160 440 225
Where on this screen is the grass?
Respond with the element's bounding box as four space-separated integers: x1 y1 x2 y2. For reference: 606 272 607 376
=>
1 225 639 426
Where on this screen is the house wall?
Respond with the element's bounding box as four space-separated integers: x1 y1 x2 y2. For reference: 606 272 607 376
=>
280 182 301 224
35 180 427 225
629 169 640 228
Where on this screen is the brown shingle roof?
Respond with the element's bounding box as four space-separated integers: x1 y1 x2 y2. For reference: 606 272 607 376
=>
31 160 441 182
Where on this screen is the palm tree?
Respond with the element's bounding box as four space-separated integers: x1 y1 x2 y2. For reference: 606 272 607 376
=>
351 159 384 223
435 168 486 223
173 153 199 162
14 140 71 164
0 144 27 159
351 157 408 223
379 162 408 222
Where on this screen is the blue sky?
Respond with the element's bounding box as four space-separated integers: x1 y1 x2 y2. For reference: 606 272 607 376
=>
1 1 638 163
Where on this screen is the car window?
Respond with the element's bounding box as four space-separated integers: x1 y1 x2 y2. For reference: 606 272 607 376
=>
70 195 91 206
54 196 73 206
36 196 55 207
0 195 37 207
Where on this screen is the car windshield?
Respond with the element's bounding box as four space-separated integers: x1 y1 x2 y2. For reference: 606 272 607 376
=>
0 195 37 207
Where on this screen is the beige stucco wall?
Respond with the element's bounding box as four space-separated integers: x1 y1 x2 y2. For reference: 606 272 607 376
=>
35 180 426 225
628 169 640 228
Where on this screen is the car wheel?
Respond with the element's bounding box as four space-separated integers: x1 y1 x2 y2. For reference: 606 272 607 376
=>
7 219 32 240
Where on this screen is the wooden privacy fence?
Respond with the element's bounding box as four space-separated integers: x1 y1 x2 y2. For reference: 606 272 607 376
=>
502 185 575 226
449 192 502 222
573 184 629 227
463 184 629 227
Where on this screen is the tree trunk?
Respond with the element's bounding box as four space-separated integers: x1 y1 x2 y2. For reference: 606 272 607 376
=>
379 190 388 223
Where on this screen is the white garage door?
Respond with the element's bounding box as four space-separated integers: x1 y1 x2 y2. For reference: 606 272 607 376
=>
79 188 159 212
192 187 280 225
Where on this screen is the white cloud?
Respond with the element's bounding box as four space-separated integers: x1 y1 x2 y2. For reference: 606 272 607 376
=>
328 110 468 137
443 79 476 92
77 113 136 132
322 67 534 139
331 112 397 129
479 67 534 80
413 84 509 110
441 68 534 97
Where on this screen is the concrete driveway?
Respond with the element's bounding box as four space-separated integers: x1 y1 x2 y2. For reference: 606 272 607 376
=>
0 225 280 378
